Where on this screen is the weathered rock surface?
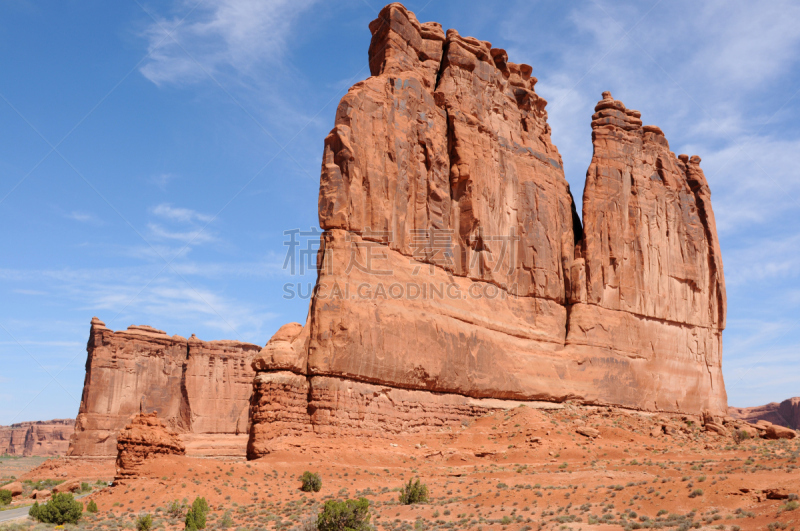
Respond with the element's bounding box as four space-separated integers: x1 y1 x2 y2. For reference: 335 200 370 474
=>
729 397 800 429
115 412 185 479
0 419 73 457
2 482 22 497
248 2 728 457
69 318 260 457
763 424 798 440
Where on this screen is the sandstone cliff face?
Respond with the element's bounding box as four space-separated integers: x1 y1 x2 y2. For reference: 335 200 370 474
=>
248 2 728 457
0 419 73 457
729 398 800 429
567 91 727 414
115 412 185 479
69 318 259 457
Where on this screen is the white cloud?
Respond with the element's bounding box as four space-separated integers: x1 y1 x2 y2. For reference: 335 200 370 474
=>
150 172 179 190
152 203 213 223
67 211 103 225
147 204 217 246
147 223 218 245
139 0 318 87
689 137 800 233
688 0 800 89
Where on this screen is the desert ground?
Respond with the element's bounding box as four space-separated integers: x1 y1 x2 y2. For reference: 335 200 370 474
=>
3 404 799 531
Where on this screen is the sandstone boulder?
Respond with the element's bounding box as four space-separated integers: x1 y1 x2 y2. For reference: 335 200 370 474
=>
576 427 600 438
704 422 728 436
2 482 22 496
764 425 797 440
251 323 308 373
30 489 50 500
115 412 185 479
52 479 81 494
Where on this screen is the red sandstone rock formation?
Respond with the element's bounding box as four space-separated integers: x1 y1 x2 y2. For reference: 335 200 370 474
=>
567 91 727 413
247 2 729 458
0 419 74 457
115 412 185 479
729 397 800 429
69 318 260 457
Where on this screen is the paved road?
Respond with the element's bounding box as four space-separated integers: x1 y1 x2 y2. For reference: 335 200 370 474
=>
0 506 31 523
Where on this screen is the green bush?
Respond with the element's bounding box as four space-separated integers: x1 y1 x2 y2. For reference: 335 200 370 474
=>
301 471 322 492
0 489 11 505
31 492 83 524
188 497 208 529
399 478 429 505
29 501 40 519
87 500 98 513
317 498 371 531
136 514 153 531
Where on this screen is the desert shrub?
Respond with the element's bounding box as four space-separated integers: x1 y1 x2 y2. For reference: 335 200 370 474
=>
317 498 371 531
87 500 99 513
167 499 185 518
399 478 429 505
80 482 91 493
301 472 322 493
136 514 153 531
688 489 704 498
219 511 234 529
32 492 83 524
733 430 751 444
0 489 11 505
781 500 799 512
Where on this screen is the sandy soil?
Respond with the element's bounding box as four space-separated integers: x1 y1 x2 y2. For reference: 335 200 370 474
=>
6 404 800 530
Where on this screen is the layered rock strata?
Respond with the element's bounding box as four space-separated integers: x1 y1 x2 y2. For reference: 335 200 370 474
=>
0 419 74 457
248 2 728 457
115 412 185 479
69 318 259 457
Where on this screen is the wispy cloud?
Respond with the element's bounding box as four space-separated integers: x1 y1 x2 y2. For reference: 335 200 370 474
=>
148 203 216 245
147 223 217 244
150 172 179 190
139 0 319 87
67 211 103 225
152 203 213 223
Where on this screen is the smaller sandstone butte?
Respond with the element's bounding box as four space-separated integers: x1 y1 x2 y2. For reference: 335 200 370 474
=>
69 318 260 457
0 419 74 457
115 412 185 479
729 397 800 429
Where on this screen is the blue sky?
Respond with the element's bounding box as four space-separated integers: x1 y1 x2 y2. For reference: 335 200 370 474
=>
1 0 798 424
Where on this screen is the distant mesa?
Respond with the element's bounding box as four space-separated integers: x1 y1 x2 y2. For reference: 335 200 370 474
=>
0 419 74 457
729 397 800 430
